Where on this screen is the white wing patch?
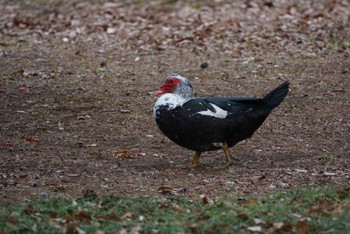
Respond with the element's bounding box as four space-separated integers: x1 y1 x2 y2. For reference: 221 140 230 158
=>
197 103 228 119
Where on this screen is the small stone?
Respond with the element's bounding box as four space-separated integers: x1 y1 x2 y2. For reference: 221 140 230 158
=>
107 27 116 34
200 62 208 69
38 192 49 201
296 37 303 44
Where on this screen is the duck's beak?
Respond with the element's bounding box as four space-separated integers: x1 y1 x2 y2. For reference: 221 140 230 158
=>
154 90 165 97
154 84 172 97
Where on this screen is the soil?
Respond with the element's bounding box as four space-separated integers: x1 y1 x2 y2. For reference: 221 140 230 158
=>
1 0 349 203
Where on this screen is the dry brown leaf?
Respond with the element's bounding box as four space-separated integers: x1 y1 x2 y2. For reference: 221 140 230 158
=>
254 218 271 228
296 220 309 234
201 195 214 205
158 185 185 195
113 150 133 158
83 189 98 199
25 135 39 142
108 211 118 221
75 211 92 223
3 140 15 147
330 203 342 215
239 198 260 206
62 222 77 234
310 200 329 214
121 211 133 220
289 195 304 205
158 185 174 194
236 212 249 220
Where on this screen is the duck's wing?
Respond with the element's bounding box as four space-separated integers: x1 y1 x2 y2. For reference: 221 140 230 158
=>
182 97 266 119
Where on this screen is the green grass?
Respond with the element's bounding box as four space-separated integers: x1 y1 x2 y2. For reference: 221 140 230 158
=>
1 188 349 233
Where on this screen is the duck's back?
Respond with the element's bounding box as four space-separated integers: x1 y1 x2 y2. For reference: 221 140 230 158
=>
155 97 271 151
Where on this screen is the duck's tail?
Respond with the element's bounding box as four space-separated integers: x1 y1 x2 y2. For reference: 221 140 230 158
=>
263 81 290 109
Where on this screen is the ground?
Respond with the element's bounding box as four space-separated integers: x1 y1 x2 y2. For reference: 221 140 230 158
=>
1 0 349 204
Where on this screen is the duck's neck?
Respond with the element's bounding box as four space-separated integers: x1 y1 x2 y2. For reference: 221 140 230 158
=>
153 93 190 117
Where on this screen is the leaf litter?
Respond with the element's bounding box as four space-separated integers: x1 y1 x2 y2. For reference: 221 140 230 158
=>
0 0 349 212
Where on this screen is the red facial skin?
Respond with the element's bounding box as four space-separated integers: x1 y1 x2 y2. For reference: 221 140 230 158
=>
155 78 181 97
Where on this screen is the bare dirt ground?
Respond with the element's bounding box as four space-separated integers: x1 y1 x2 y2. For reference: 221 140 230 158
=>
1 0 349 203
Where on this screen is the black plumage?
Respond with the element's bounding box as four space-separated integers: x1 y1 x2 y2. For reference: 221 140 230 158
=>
153 74 289 167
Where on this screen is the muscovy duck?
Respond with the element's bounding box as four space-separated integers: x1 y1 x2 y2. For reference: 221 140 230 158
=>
153 74 289 168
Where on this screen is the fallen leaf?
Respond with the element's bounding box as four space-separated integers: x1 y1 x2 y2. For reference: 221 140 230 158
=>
158 185 185 195
108 211 118 221
25 135 39 142
18 86 28 91
76 227 87 234
77 115 91 120
107 27 116 34
289 195 304 205
16 110 26 114
254 218 265 225
273 222 292 232
296 220 309 234
75 211 92 223
3 140 15 147
48 211 58 219
188 225 198 233
83 189 98 199
236 212 249 220
330 203 342 215
121 211 133 220
120 109 131 113
119 228 128 234
323 172 337 176
254 218 271 228
238 198 260 206
336 188 350 200
130 225 141 234
158 185 174 194
310 200 329 214
19 174 28 179
247 226 262 232
62 222 77 234
200 194 214 205
5 217 19 225
295 169 308 173
113 150 133 158
23 204 34 215
278 182 290 188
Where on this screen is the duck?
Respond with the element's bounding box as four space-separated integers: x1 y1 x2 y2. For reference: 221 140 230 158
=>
153 74 289 168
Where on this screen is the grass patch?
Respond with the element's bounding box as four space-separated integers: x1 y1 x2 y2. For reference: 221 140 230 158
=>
1 187 349 233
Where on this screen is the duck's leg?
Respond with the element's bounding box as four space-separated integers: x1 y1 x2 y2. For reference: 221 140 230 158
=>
221 142 233 168
176 151 201 168
190 151 201 167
